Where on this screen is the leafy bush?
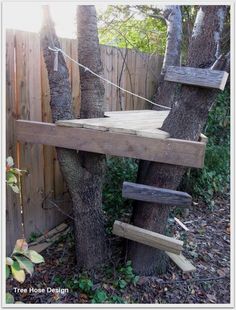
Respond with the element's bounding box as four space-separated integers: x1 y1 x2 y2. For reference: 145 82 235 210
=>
102 157 138 228
6 157 44 304
181 89 230 203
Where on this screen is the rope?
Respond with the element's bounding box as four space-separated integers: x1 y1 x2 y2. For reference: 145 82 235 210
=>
48 46 171 110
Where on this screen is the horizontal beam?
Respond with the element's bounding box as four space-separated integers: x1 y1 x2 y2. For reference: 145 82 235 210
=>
16 120 206 168
122 182 192 206
112 220 183 255
165 66 229 90
165 251 196 273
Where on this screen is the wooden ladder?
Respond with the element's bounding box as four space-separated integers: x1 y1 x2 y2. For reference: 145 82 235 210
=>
112 182 196 273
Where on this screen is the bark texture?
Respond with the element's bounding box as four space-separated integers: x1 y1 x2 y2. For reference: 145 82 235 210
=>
75 5 108 268
41 5 107 270
129 5 229 275
153 6 182 109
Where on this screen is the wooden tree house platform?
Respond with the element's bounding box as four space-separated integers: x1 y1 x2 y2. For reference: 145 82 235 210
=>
16 110 207 168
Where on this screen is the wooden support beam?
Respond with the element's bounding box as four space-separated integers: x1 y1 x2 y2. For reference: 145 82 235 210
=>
112 220 183 254
165 251 196 273
164 66 229 90
122 182 192 206
16 120 206 168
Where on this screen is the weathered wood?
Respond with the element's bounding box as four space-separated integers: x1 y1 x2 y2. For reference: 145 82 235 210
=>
15 31 46 239
164 66 228 90
174 217 190 231
6 29 22 254
16 120 206 168
122 182 192 206
29 223 69 253
165 252 196 273
113 221 183 254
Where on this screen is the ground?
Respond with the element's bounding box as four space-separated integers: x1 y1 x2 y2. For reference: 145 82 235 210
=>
7 194 230 304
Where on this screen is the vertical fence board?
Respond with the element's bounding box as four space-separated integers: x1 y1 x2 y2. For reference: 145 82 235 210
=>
71 39 81 118
15 31 46 238
6 30 22 253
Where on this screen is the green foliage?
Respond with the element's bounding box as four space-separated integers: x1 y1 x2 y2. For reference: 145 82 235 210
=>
6 156 27 193
91 290 108 303
181 89 230 203
6 239 45 284
107 260 139 290
78 277 94 293
98 6 167 54
28 232 40 243
102 157 138 230
109 295 125 303
6 292 14 304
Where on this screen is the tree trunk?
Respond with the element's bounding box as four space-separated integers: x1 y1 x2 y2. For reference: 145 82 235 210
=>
129 5 229 276
40 5 107 270
153 5 182 109
75 5 108 268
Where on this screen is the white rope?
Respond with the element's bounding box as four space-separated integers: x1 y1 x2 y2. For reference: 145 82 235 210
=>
48 46 171 110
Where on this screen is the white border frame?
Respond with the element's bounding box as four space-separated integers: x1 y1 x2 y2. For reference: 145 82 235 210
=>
1 1 235 309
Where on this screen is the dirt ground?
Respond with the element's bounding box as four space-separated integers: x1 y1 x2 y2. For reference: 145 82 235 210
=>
7 194 230 304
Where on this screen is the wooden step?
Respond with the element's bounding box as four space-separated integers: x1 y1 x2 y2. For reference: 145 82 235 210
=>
122 182 192 207
112 220 183 254
164 66 229 90
165 251 196 273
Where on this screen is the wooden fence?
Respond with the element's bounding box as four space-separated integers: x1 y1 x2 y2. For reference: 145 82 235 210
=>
6 29 163 253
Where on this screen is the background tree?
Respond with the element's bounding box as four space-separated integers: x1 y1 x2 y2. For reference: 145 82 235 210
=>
40 5 107 270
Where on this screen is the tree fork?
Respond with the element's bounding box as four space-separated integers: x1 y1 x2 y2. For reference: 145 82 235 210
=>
40 5 107 270
129 5 229 275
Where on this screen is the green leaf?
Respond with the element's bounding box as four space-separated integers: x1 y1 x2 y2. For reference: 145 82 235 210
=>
6 265 10 279
10 261 25 283
132 275 139 285
6 257 14 266
6 293 14 304
118 279 127 289
23 250 44 264
13 255 34 275
6 171 17 184
78 278 93 293
9 183 20 193
93 290 107 303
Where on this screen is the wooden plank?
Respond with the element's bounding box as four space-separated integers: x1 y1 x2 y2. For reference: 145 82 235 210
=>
29 223 68 244
56 110 170 138
122 182 192 206
6 29 22 254
28 32 46 238
41 48 55 203
164 66 229 90
165 252 196 273
113 221 183 254
16 120 206 168
71 39 80 118
135 129 170 139
174 217 190 231
29 226 70 253
15 31 47 239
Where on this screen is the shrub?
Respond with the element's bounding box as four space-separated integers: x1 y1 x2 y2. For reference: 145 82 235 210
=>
181 89 230 203
102 157 138 227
